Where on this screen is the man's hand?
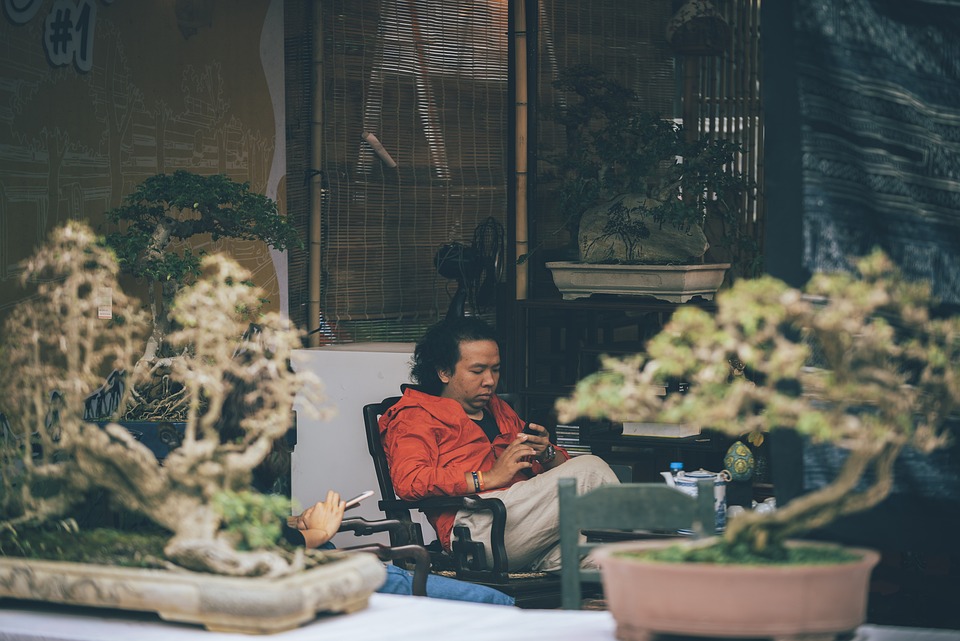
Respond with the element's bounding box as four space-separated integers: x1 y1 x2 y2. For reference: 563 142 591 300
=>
520 423 560 465
478 437 537 490
520 422 550 455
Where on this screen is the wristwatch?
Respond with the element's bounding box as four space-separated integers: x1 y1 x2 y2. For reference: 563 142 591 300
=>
538 444 557 463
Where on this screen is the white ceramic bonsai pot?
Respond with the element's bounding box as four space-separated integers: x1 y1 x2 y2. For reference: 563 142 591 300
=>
545 261 730 303
0 551 385 634
593 538 880 641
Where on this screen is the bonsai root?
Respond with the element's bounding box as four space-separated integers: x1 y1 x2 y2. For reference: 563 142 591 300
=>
165 538 304 578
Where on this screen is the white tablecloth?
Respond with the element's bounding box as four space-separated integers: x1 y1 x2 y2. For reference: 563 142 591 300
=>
0 593 613 641
1 593 958 641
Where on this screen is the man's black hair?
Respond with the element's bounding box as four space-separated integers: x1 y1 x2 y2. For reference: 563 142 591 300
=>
411 317 499 396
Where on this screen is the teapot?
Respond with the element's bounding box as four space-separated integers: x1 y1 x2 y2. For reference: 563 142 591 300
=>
660 467 731 531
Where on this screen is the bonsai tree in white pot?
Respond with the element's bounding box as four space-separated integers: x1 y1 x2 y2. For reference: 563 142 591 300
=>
0 223 382 632
555 250 959 637
548 66 754 264
541 66 756 301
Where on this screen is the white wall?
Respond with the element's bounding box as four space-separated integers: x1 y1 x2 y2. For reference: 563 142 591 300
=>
291 343 433 547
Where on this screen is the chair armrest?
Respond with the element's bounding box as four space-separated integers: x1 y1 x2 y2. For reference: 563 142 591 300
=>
340 541 430 597
378 495 481 512
458 495 508 577
379 494 509 580
339 516 407 538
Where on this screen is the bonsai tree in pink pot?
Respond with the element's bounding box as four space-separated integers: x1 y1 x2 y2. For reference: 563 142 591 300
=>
556 250 960 639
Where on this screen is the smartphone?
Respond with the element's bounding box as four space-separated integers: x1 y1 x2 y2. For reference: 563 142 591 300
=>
522 422 538 435
345 489 375 510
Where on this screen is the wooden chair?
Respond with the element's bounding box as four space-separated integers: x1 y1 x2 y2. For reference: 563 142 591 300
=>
362 395 561 608
558 477 716 609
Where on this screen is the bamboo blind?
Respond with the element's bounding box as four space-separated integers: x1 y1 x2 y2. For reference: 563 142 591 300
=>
310 0 510 342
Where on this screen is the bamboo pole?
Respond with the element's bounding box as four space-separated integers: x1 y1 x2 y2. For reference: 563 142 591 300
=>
750 0 765 255
514 0 529 300
307 0 324 347
683 56 699 143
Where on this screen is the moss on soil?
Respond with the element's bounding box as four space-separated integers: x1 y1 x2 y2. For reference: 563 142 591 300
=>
0 525 326 572
621 541 862 566
0 526 172 568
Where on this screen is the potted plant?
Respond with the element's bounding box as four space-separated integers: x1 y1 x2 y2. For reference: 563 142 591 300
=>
556 250 960 639
101 170 302 422
0 222 383 633
541 66 755 302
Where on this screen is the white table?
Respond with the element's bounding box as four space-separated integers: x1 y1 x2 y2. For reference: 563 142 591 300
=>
0 594 612 641
1 594 958 641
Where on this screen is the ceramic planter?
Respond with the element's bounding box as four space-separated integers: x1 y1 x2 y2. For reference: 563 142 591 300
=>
545 261 730 303
593 538 880 641
0 551 385 634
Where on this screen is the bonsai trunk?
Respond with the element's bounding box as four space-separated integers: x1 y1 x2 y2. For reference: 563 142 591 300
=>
722 438 904 555
70 421 299 577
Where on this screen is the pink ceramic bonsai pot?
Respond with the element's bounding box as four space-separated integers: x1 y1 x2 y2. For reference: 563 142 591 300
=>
593 538 880 641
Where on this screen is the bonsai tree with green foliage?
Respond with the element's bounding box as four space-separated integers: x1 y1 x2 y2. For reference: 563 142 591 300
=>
557 250 959 561
0 222 329 576
546 65 755 272
102 170 301 419
104 170 301 366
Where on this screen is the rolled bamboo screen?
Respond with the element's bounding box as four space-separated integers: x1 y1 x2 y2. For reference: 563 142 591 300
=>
295 0 510 342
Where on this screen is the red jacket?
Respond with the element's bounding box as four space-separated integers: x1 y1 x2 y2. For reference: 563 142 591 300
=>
378 387 568 550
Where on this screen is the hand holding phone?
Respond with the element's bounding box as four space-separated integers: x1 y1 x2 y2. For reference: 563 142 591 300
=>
290 490 375 527
522 422 539 435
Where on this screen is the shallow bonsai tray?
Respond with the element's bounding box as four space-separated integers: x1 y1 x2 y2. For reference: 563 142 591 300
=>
0 551 385 634
545 262 730 303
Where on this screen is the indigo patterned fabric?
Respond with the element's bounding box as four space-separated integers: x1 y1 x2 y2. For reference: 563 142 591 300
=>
794 0 960 303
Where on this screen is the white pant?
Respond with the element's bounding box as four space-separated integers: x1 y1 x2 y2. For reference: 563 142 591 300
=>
452 454 620 572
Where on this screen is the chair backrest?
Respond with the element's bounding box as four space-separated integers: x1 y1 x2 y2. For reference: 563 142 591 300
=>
558 477 716 610
362 396 403 517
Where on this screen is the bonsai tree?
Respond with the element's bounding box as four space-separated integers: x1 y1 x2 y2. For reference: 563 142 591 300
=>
104 170 301 364
547 65 754 271
557 249 959 560
102 170 302 419
0 222 329 577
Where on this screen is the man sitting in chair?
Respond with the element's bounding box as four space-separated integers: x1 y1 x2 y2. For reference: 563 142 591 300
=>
379 317 620 572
